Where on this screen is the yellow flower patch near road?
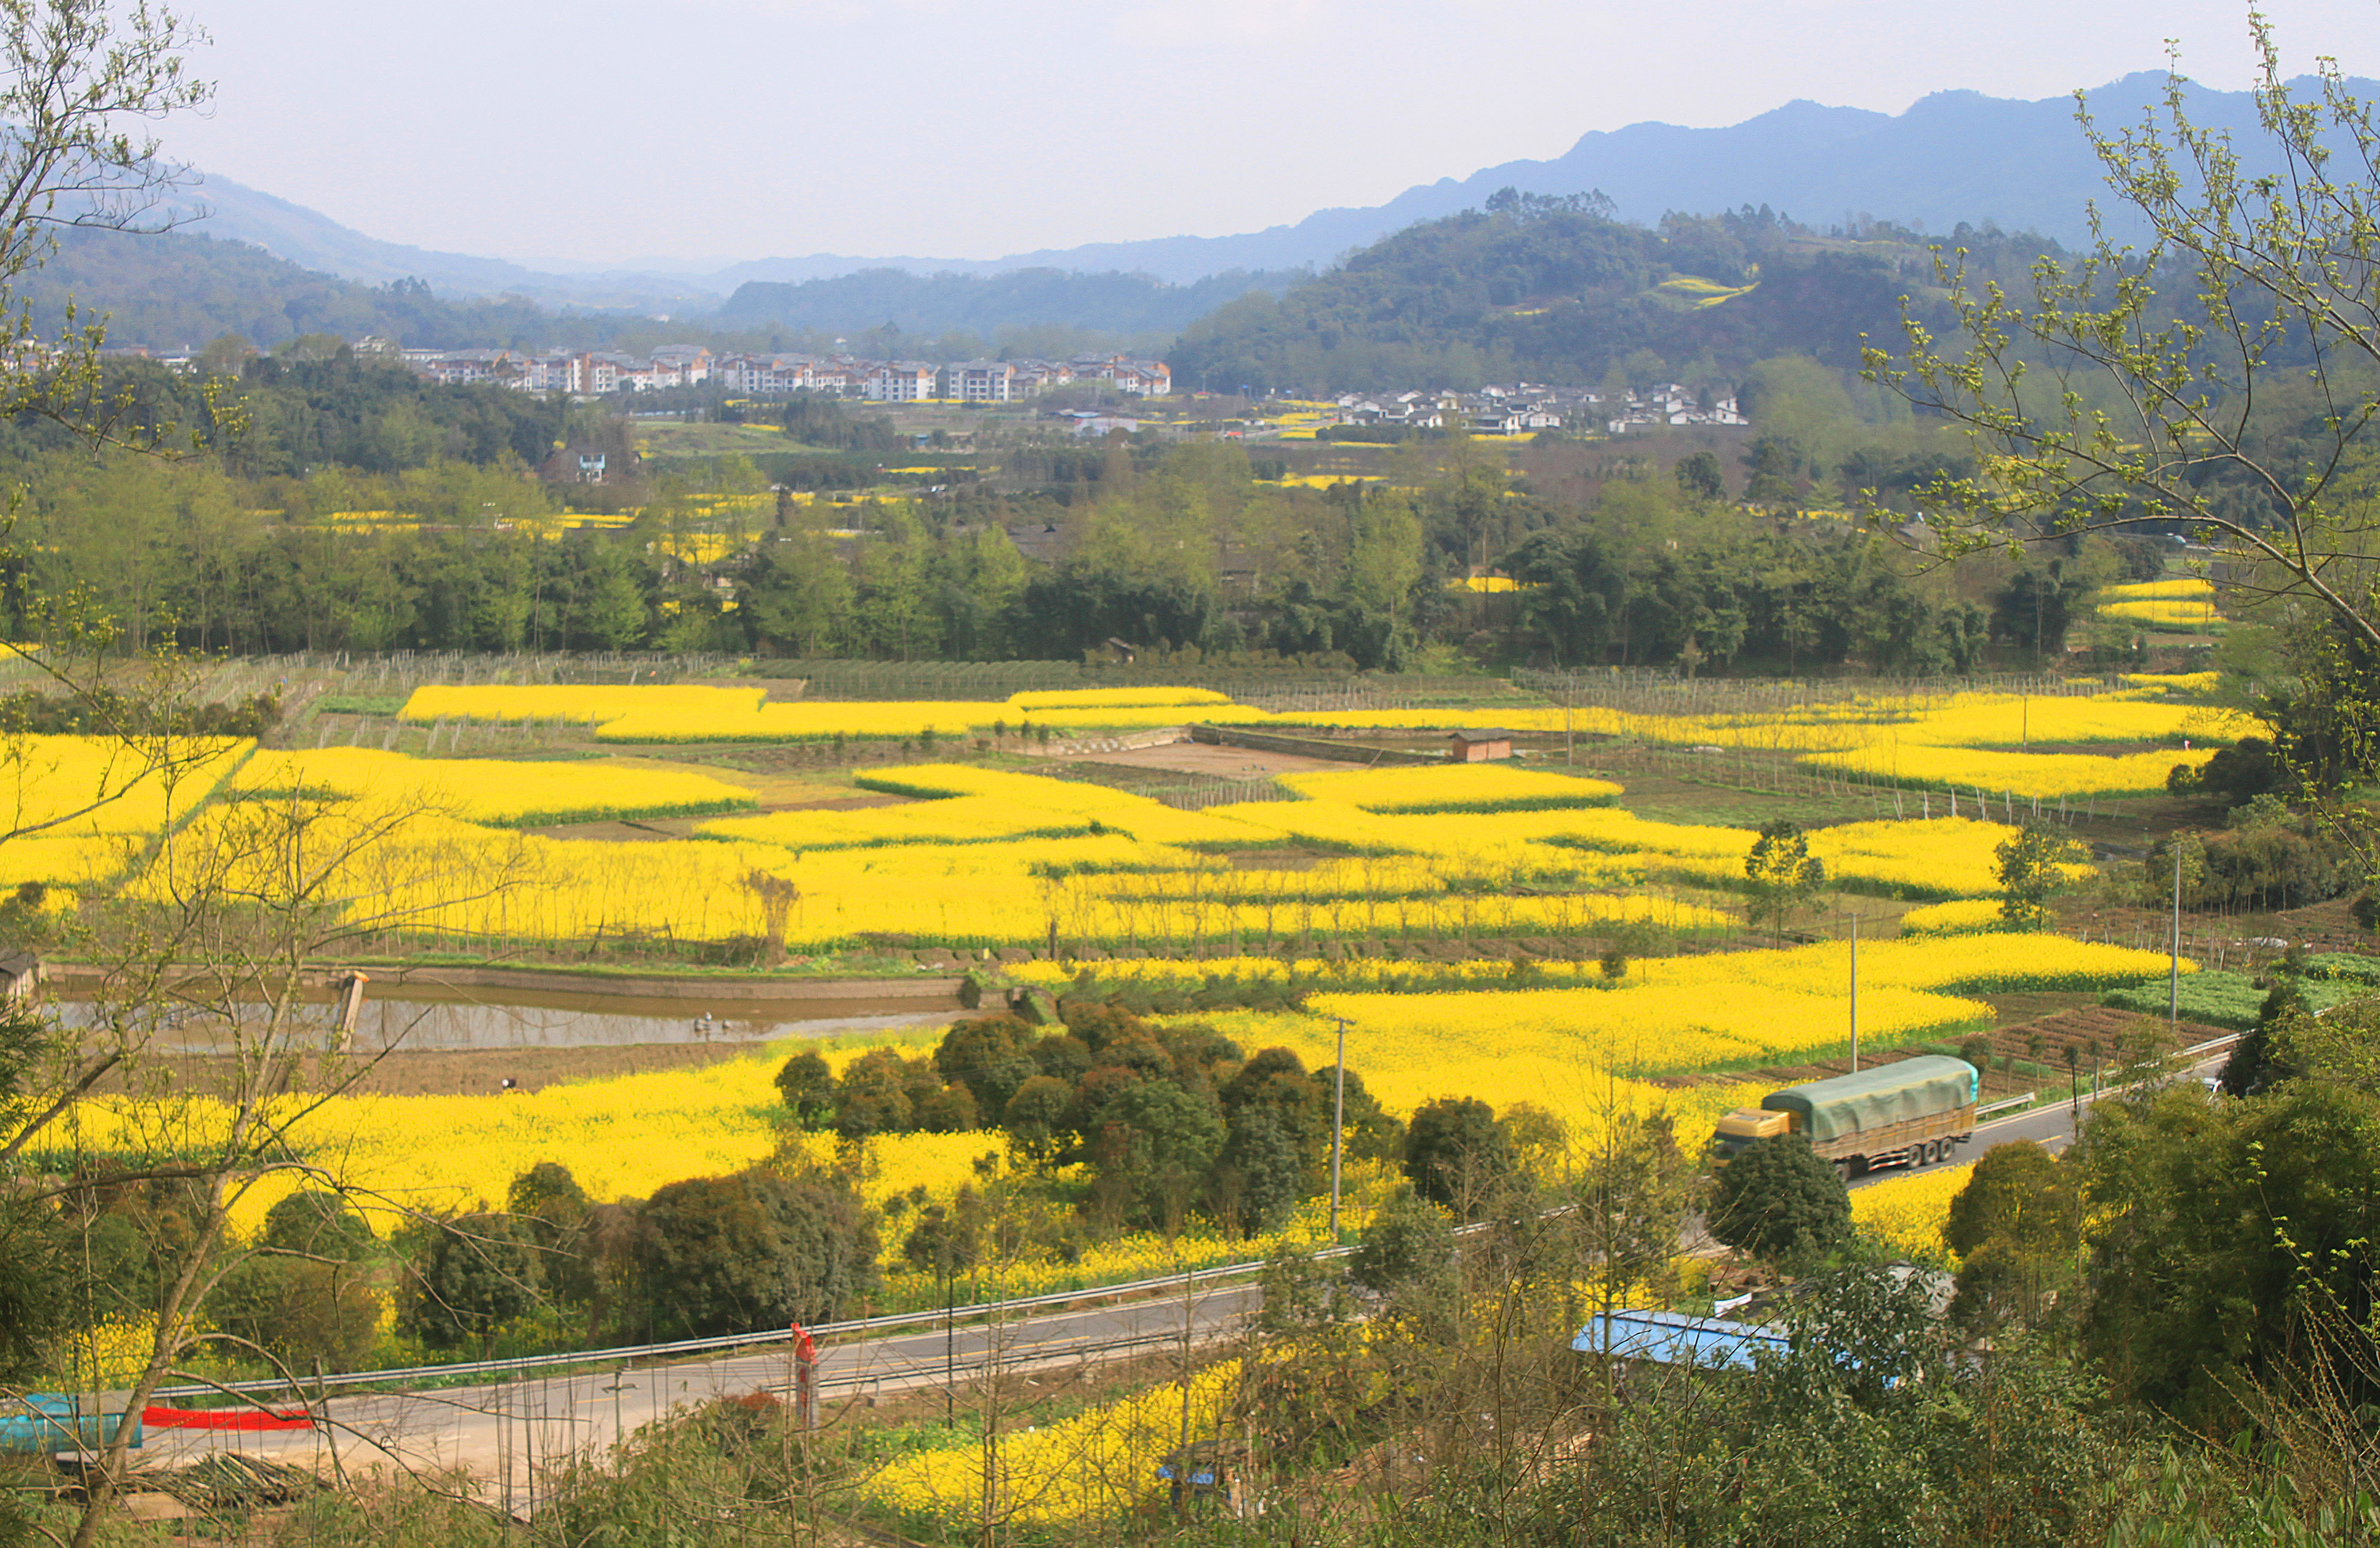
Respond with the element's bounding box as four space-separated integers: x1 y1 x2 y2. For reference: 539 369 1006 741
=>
1171 1006 1770 1146
1850 1163 1975 1261
873 1361 1241 1527
1306 981 1991 1077
67 1044 994 1240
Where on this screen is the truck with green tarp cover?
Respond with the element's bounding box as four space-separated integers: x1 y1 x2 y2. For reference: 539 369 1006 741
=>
1709 1055 1978 1178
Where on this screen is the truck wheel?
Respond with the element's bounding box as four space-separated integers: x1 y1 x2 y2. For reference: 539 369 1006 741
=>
1906 1144 1924 1168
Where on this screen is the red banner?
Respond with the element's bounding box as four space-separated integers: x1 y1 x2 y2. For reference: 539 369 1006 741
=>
142 1406 314 1431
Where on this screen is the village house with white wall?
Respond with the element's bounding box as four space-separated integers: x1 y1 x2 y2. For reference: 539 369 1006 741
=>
401 344 1171 400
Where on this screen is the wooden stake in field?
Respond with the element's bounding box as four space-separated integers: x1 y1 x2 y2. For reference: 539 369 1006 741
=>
1848 914 1859 1074
1329 1015 1351 1239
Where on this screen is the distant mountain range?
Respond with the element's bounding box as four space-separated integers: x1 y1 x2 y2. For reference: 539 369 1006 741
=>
165 70 2362 318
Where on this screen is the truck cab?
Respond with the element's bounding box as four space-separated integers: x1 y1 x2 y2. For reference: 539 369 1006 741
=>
1710 1106 1793 1165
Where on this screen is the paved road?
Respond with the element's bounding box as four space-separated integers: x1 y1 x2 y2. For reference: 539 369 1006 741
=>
143 1050 2236 1499
139 1280 1260 1508
1849 1051 2228 1190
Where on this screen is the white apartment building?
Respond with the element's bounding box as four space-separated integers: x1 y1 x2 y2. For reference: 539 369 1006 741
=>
942 359 1014 402
860 361 938 402
718 354 815 395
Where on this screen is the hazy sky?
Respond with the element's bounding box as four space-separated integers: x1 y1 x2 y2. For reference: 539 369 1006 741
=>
158 0 2380 267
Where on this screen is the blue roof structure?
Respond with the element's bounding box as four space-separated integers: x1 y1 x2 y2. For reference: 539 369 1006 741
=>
1571 1309 1788 1371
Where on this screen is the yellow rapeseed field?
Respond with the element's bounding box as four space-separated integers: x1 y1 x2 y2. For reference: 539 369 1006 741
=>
1281 764 1623 812
232 748 757 827
400 685 766 725
59 1043 995 1239
1800 743 2212 799
2100 599 2227 629
1899 898 2009 936
872 1361 1241 1527
2094 578 2225 630
0 733 249 836
1849 1162 1974 1261
2101 578 2215 602
1167 1005 1770 1153
1004 687 1232 711
2119 671 2221 693
0 834 133 887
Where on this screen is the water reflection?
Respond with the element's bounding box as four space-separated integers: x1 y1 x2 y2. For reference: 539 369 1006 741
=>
56 986 960 1053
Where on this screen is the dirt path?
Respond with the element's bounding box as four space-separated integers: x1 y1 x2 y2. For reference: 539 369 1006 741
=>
1071 743 1342 776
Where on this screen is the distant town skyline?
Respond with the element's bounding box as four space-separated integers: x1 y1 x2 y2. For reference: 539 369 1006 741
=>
162 0 2380 268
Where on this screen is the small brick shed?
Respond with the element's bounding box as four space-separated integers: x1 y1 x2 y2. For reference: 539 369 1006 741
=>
1448 728 1514 762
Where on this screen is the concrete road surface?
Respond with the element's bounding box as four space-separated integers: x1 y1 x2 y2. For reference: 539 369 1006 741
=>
138 1280 1260 1512
141 1050 2235 1503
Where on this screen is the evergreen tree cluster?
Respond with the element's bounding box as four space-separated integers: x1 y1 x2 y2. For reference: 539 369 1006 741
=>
778 1003 1401 1234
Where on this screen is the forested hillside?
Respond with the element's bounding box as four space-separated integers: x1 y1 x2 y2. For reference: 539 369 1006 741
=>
13 228 627 351
713 265 1294 341
1169 199 2062 392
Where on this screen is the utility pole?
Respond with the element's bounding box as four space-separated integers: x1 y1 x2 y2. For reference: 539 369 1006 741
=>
1329 1015 1350 1238
2169 844 2182 1025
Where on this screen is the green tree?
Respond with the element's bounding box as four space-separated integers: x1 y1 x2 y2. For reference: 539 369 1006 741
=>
1674 450 1726 502
740 527 853 655
1402 1096 1514 1218
1995 823 2086 928
1570 1109 1702 1340
772 1050 837 1130
1216 1105 1304 1234
1091 1080 1226 1233
898 1192 981 1278
630 1169 878 1340
831 1047 915 1139
1943 1142 2081 1334
932 1014 1041 1124
205 1190 383 1371
1745 819 1826 943
1344 488 1424 624
1000 1074 1075 1170
402 1212 542 1354
2079 1071 2380 1424
562 537 651 649
1709 1136 1852 1271
506 1161 596 1311
1347 1188 1455 1305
